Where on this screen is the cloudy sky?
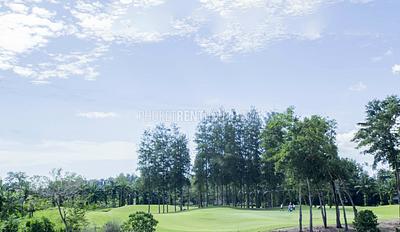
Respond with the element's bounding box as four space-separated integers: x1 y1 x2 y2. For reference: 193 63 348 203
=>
0 0 399 178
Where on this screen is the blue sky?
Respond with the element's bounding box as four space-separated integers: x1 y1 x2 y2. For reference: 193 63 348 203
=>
0 0 399 178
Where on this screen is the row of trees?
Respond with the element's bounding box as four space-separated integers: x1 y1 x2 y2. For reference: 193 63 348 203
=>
185 95 399 230
135 95 399 231
189 108 357 231
1 95 399 232
0 170 147 231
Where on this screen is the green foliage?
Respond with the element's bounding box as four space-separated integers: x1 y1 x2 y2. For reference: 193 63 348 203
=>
121 212 158 232
138 124 191 207
103 221 121 232
353 95 400 169
277 115 338 182
65 204 88 231
0 216 19 232
24 217 55 232
353 210 379 232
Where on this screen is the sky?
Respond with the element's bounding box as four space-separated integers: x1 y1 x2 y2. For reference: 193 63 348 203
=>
0 0 399 179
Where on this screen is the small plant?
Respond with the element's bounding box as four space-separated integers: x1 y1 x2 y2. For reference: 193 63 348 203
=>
24 217 55 232
121 211 158 232
103 221 121 232
353 210 379 232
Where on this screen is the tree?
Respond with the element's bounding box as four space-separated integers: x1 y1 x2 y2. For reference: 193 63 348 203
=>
138 124 190 213
242 108 262 208
353 95 400 211
278 115 338 232
376 169 396 205
46 169 87 232
4 172 30 217
260 108 295 208
121 212 158 232
170 125 191 212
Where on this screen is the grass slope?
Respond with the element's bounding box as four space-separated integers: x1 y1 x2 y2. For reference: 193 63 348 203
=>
34 205 398 232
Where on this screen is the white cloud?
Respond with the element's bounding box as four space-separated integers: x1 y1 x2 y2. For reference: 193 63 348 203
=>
0 5 64 54
0 2 66 78
0 0 378 80
194 0 332 60
349 81 367 92
76 111 119 119
392 64 400 75
336 130 376 174
0 139 136 178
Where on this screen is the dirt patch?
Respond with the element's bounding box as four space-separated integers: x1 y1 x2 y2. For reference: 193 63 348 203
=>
273 220 400 232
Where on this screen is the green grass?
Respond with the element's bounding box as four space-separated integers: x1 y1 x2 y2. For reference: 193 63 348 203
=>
33 205 399 232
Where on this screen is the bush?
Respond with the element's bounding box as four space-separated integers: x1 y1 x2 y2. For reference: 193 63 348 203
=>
0 216 19 232
353 210 379 232
24 217 55 232
103 221 121 232
65 205 88 231
121 212 158 232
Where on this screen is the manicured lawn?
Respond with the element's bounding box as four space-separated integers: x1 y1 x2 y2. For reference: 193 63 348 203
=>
33 205 399 232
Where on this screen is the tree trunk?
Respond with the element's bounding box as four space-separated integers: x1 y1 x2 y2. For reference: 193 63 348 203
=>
174 188 177 212
331 180 342 228
187 185 190 210
343 187 357 218
271 191 274 208
336 183 348 231
299 184 303 232
56 199 69 232
395 162 400 219
318 192 327 228
180 188 183 211
148 192 151 213
199 189 203 208
206 166 209 207
306 179 313 232
246 184 250 208
162 192 165 214
158 194 161 214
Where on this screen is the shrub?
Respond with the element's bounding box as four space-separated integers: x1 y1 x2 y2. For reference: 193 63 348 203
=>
103 221 121 232
0 216 19 232
121 212 158 232
24 217 55 232
353 210 379 232
65 205 88 231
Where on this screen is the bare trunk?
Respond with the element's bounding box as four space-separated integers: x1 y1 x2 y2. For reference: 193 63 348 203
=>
162 192 165 214
158 194 161 214
174 188 177 212
246 185 250 208
395 162 400 219
187 185 190 210
306 179 313 232
180 188 183 211
337 183 348 231
271 191 274 208
56 202 69 232
343 187 357 218
318 192 327 228
148 192 151 213
331 180 342 228
299 184 303 232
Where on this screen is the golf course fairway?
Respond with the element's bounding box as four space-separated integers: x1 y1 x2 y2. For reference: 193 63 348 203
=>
33 205 399 232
